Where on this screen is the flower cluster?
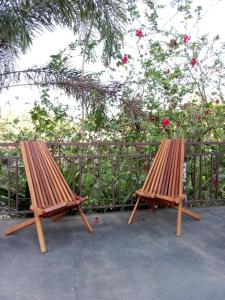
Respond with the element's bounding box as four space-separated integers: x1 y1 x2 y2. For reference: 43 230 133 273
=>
183 34 191 44
191 57 197 66
204 109 211 115
122 54 128 64
162 118 170 127
215 99 220 104
136 28 143 38
195 114 201 121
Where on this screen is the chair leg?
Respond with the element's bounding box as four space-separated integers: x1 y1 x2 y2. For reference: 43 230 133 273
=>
4 218 36 235
34 213 47 253
176 201 182 237
172 206 201 220
128 197 141 224
78 206 93 233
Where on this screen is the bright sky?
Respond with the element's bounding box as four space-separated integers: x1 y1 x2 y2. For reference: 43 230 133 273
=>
0 0 225 117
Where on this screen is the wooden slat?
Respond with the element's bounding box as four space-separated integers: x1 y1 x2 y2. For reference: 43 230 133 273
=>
142 140 167 191
163 140 176 197
21 142 41 209
143 140 168 195
148 140 170 195
38 142 74 201
35 142 65 205
29 142 57 207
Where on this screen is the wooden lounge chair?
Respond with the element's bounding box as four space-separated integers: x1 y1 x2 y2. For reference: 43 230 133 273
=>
128 138 200 236
4 141 93 253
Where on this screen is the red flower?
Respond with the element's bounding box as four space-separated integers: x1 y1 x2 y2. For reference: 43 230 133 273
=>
162 118 170 127
136 29 143 38
215 99 220 104
183 34 191 44
122 54 128 64
195 114 201 121
191 57 197 66
204 109 211 115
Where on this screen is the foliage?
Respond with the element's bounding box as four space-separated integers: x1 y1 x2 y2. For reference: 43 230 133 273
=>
0 0 127 102
0 0 127 65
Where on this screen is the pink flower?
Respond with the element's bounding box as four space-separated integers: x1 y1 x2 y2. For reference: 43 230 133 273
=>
195 114 201 121
93 217 99 224
162 118 170 127
183 34 191 44
122 54 128 64
136 28 143 38
215 99 220 104
204 109 211 115
191 57 197 66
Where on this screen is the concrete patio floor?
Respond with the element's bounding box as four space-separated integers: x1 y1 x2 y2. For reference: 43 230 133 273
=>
1 207 225 300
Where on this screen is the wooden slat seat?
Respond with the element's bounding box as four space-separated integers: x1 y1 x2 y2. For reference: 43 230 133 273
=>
5 141 93 253
128 138 200 236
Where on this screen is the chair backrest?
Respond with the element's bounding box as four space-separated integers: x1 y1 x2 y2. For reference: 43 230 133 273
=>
20 141 79 212
140 138 185 203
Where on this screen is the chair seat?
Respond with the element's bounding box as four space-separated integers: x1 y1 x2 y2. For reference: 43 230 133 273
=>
135 189 183 204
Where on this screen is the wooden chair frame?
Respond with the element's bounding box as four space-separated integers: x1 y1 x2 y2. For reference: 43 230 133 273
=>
4 141 93 253
128 138 200 236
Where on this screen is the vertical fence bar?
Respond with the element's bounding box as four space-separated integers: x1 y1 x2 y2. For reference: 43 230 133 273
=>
91 157 95 201
78 156 82 195
98 157 103 206
111 156 116 207
7 158 11 212
15 158 19 212
210 154 213 202
215 153 219 200
117 155 121 207
193 154 196 202
198 154 203 201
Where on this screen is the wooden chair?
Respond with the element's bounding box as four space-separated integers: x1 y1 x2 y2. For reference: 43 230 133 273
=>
4 141 93 253
128 138 200 236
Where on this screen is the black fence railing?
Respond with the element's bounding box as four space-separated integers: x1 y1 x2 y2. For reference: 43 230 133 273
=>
0 140 225 215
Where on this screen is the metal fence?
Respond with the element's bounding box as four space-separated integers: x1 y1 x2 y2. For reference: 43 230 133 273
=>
0 140 225 215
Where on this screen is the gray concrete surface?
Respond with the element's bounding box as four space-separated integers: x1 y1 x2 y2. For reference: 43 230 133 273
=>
1 207 225 300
